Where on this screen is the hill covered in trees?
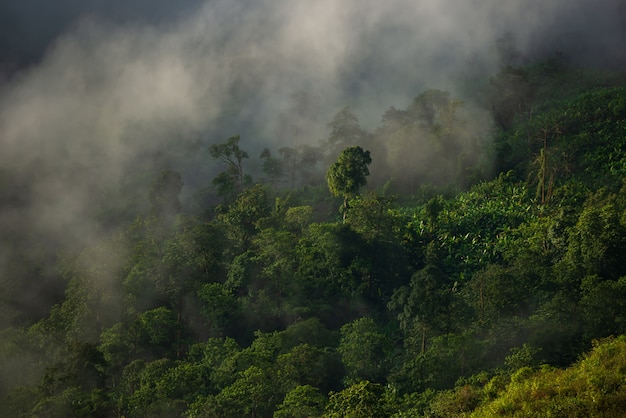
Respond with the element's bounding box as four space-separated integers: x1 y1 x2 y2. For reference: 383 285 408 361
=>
1 57 626 417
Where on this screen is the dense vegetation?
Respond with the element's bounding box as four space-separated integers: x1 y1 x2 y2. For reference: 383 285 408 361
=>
1 57 626 417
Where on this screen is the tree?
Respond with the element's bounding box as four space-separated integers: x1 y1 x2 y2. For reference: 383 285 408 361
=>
197 283 240 337
274 385 327 418
580 275 626 340
219 184 271 252
260 148 284 188
338 317 388 385
327 107 366 158
296 222 370 304
274 344 340 393
252 227 298 297
407 89 451 127
326 146 372 220
215 366 278 417
389 265 455 355
323 380 387 418
278 145 324 188
209 135 250 199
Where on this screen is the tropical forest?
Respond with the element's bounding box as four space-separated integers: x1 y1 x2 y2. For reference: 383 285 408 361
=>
2 49 626 417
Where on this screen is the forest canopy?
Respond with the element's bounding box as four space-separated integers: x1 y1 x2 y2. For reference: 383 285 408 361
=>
1 39 626 417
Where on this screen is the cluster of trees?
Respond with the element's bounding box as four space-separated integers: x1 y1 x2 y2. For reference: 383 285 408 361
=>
1 57 626 417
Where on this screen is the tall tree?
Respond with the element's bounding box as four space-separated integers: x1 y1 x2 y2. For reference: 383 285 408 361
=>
327 107 366 159
219 184 271 253
209 135 250 199
338 317 388 385
389 265 455 355
259 148 283 188
326 146 372 220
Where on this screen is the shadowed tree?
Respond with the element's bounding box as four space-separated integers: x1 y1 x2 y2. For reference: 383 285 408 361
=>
209 135 250 200
259 148 283 188
327 107 366 159
338 317 388 385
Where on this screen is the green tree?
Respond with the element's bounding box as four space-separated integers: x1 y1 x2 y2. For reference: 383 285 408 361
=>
471 336 626 417
216 365 278 417
121 358 184 417
219 184 271 253
136 307 180 359
197 283 239 337
580 275 626 340
274 344 341 394
260 148 284 188
296 222 370 304
338 317 388 385
186 337 241 392
559 190 626 282
252 227 298 297
209 135 250 199
389 265 455 355
274 385 327 418
284 205 314 234
326 146 372 220
323 380 387 418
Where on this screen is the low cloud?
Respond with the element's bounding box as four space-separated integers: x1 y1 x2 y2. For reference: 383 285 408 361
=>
0 0 624 325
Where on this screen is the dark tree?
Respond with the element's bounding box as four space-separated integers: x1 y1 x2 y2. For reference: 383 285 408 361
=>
326 107 366 159
209 135 249 199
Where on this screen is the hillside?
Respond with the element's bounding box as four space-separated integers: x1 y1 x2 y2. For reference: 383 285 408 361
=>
1 59 626 417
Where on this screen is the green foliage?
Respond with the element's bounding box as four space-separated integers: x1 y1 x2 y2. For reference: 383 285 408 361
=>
5 60 626 418
196 283 239 337
324 380 387 418
296 222 374 304
326 146 372 217
275 344 341 394
209 135 250 199
406 172 535 281
339 317 388 385
559 188 626 282
500 86 626 187
284 205 314 233
504 343 542 371
389 264 462 359
274 385 327 418
219 184 271 251
252 227 299 296
471 336 626 417
215 365 278 417
580 276 626 339
260 148 284 187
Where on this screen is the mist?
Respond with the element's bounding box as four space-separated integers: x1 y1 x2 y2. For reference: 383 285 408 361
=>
0 0 625 327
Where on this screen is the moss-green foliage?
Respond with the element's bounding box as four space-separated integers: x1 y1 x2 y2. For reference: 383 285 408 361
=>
3 60 626 417
498 85 626 188
469 336 626 417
